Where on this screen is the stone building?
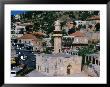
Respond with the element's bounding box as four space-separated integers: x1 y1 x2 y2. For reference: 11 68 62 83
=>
17 34 43 51
86 15 100 43
87 15 100 25
36 53 82 76
11 22 26 39
36 20 82 76
70 31 88 44
11 20 34 40
62 31 88 53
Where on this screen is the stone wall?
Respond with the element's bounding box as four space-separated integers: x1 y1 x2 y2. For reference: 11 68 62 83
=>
36 55 82 76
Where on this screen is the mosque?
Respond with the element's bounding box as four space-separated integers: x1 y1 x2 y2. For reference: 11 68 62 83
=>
36 20 83 76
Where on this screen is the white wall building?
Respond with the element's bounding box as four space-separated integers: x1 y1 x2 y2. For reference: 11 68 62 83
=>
11 22 26 39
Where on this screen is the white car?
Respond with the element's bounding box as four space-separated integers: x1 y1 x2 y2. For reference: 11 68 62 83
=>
11 70 17 77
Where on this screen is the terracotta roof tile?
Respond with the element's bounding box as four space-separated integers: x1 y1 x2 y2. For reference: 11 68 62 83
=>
17 34 37 40
70 31 85 37
87 16 100 20
33 32 46 36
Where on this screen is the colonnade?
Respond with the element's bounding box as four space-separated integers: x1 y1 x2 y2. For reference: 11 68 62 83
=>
85 55 100 66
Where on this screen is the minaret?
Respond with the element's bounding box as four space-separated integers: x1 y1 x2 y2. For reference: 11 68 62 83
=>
53 20 62 54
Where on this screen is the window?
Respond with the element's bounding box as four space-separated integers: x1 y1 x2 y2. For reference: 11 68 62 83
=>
11 72 16 74
12 35 15 38
19 40 21 43
55 64 57 68
45 59 47 61
89 56 91 59
11 31 15 34
47 68 49 73
86 56 88 62
96 60 98 65
40 66 41 70
92 57 95 64
76 38 79 43
38 66 39 71
89 57 91 61
60 59 61 63
59 49 60 53
45 68 46 72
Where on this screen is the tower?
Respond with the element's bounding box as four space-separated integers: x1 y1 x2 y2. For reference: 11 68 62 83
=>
53 20 62 54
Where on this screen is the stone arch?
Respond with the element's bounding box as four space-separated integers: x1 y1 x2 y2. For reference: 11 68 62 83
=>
19 40 21 43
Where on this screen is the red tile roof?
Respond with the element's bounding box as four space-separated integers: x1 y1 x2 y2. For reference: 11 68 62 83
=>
17 34 37 40
33 32 46 36
70 31 85 37
87 15 100 20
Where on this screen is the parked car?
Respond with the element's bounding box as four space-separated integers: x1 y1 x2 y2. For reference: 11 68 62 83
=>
11 70 17 77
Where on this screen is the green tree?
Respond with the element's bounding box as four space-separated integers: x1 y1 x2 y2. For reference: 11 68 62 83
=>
16 11 99 34
78 45 95 70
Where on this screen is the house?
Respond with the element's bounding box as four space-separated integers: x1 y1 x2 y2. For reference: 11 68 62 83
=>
17 34 43 51
70 31 88 44
87 15 100 24
11 22 26 39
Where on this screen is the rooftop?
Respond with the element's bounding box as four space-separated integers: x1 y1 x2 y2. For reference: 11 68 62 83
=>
36 53 76 58
70 31 85 37
33 32 46 36
17 34 37 40
87 15 100 20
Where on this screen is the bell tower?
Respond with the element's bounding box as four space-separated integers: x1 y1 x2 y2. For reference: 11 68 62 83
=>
53 20 62 54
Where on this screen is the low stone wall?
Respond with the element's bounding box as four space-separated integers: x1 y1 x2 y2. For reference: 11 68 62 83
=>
83 65 98 77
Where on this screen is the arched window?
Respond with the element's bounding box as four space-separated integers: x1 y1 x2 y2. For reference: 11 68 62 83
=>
29 41 30 44
38 65 39 71
86 56 88 62
40 66 41 70
19 40 21 43
60 59 61 63
47 68 49 73
59 49 61 53
89 56 91 61
96 60 98 65
92 57 95 64
45 67 46 72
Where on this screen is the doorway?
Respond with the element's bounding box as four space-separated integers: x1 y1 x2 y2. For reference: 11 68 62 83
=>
67 64 72 75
